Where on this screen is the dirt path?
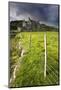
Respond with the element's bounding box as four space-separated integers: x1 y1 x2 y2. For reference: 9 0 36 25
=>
10 48 26 84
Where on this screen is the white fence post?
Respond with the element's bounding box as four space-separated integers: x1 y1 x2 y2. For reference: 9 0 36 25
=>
44 31 47 78
29 32 31 49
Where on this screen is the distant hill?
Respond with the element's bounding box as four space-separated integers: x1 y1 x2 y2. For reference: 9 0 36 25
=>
10 20 58 32
40 24 58 32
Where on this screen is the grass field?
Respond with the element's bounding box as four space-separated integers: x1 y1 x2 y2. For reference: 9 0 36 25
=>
9 31 59 87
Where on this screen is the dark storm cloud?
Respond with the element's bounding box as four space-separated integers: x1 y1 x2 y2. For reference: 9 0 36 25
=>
9 2 59 27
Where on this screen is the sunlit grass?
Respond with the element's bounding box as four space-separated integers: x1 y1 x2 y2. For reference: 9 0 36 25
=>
10 31 59 87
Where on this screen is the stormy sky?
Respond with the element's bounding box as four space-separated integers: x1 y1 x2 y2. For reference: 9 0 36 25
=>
9 2 59 27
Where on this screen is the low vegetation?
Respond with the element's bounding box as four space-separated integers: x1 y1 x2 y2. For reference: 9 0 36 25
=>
9 31 59 87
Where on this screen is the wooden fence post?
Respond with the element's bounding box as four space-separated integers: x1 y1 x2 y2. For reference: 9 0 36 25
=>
44 31 47 78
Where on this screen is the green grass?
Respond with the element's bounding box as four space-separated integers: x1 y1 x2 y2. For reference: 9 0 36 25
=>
9 31 59 87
